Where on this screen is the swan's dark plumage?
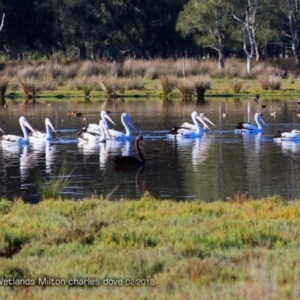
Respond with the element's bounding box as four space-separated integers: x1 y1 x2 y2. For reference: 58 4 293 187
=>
112 135 145 168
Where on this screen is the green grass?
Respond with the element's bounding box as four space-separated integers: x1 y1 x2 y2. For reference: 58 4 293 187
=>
4 77 300 101
0 194 300 299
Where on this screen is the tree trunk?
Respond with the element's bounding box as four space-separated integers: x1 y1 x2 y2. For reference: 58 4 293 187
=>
216 15 225 71
288 8 300 70
79 45 87 60
218 49 225 71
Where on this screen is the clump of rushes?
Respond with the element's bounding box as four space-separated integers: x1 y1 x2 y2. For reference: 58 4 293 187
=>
19 77 42 103
287 71 296 84
267 75 282 90
125 76 144 91
230 77 244 93
0 76 9 98
176 77 194 101
100 77 122 100
122 58 147 77
257 74 282 90
257 74 269 89
73 77 95 98
35 164 72 200
192 75 211 102
159 75 177 100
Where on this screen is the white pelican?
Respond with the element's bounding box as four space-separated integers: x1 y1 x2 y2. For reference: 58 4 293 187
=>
0 116 36 144
86 110 116 133
107 112 138 140
272 130 300 142
168 111 211 138
30 118 56 141
234 113 266 133
180 112 216 132
77 118 110 143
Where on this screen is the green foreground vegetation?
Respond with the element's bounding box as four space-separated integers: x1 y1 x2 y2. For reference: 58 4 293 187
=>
0 193 300 299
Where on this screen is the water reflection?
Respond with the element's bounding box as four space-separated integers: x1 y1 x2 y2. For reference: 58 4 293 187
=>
2 98 300 202
31 141 56 174
191 135 214 170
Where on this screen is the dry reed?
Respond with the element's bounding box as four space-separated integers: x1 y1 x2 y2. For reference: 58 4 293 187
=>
176 77 194 101
192 75 211 102
159 75 177 99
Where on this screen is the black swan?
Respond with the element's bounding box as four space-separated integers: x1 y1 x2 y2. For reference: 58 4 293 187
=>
112 135 145 168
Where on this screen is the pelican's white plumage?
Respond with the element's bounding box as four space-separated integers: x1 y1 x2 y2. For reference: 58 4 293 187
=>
180 113 216 132
30 118 56 141
168 111 211 138
86 110 116 133
78 119 110 143
273 130 300 142
107 113 138 140
0 116 36 144
234 113 266 133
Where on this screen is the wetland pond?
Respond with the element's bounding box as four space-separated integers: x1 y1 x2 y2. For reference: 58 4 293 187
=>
1 97 300 202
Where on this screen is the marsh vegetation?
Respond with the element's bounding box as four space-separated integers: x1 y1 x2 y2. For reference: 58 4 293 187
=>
0 194 299 299
0 58 298 102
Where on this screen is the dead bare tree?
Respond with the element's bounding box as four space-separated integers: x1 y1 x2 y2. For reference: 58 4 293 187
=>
228 1 259 73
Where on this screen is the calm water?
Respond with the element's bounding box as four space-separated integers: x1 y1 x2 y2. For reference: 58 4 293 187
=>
1 97 300 202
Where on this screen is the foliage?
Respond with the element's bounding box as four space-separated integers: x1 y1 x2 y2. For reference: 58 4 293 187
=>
34 163 73 200
230 77 244 93
159 75 177 99
0 197 300 298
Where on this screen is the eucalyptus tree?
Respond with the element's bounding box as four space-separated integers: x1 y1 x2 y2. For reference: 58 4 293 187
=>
176 0 237 71
273 0 300 69
0 0 56 59
100 0 189 58
56 0 111 60
227 0 260 73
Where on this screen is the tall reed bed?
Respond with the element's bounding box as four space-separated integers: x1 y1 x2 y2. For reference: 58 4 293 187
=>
0 58 291 100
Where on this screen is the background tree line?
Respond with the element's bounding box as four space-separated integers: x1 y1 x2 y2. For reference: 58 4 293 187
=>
0 0 299 70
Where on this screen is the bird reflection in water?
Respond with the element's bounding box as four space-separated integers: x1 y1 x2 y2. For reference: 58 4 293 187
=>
105 165 146 200
191 135 214 170
31 140 56 174
20 144 35 182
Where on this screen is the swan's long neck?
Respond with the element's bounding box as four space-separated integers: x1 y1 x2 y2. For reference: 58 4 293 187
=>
136 139 145 163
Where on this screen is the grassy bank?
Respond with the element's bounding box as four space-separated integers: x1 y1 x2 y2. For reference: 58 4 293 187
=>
0 193 300 299
2 58 300 102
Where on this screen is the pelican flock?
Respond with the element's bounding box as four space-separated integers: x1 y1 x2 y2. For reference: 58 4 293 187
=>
77 118 110 143
168 111 214 138
86 110 116 133
179 112 216 133
2 105 300 176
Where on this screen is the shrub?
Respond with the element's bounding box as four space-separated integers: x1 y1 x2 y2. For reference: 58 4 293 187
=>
230 78 244 93
192 75 211 102
159 75 177 99
176 77 194 101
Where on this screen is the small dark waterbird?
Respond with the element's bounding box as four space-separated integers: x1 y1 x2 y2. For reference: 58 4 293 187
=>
251 94 260 104
112 135 145 168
